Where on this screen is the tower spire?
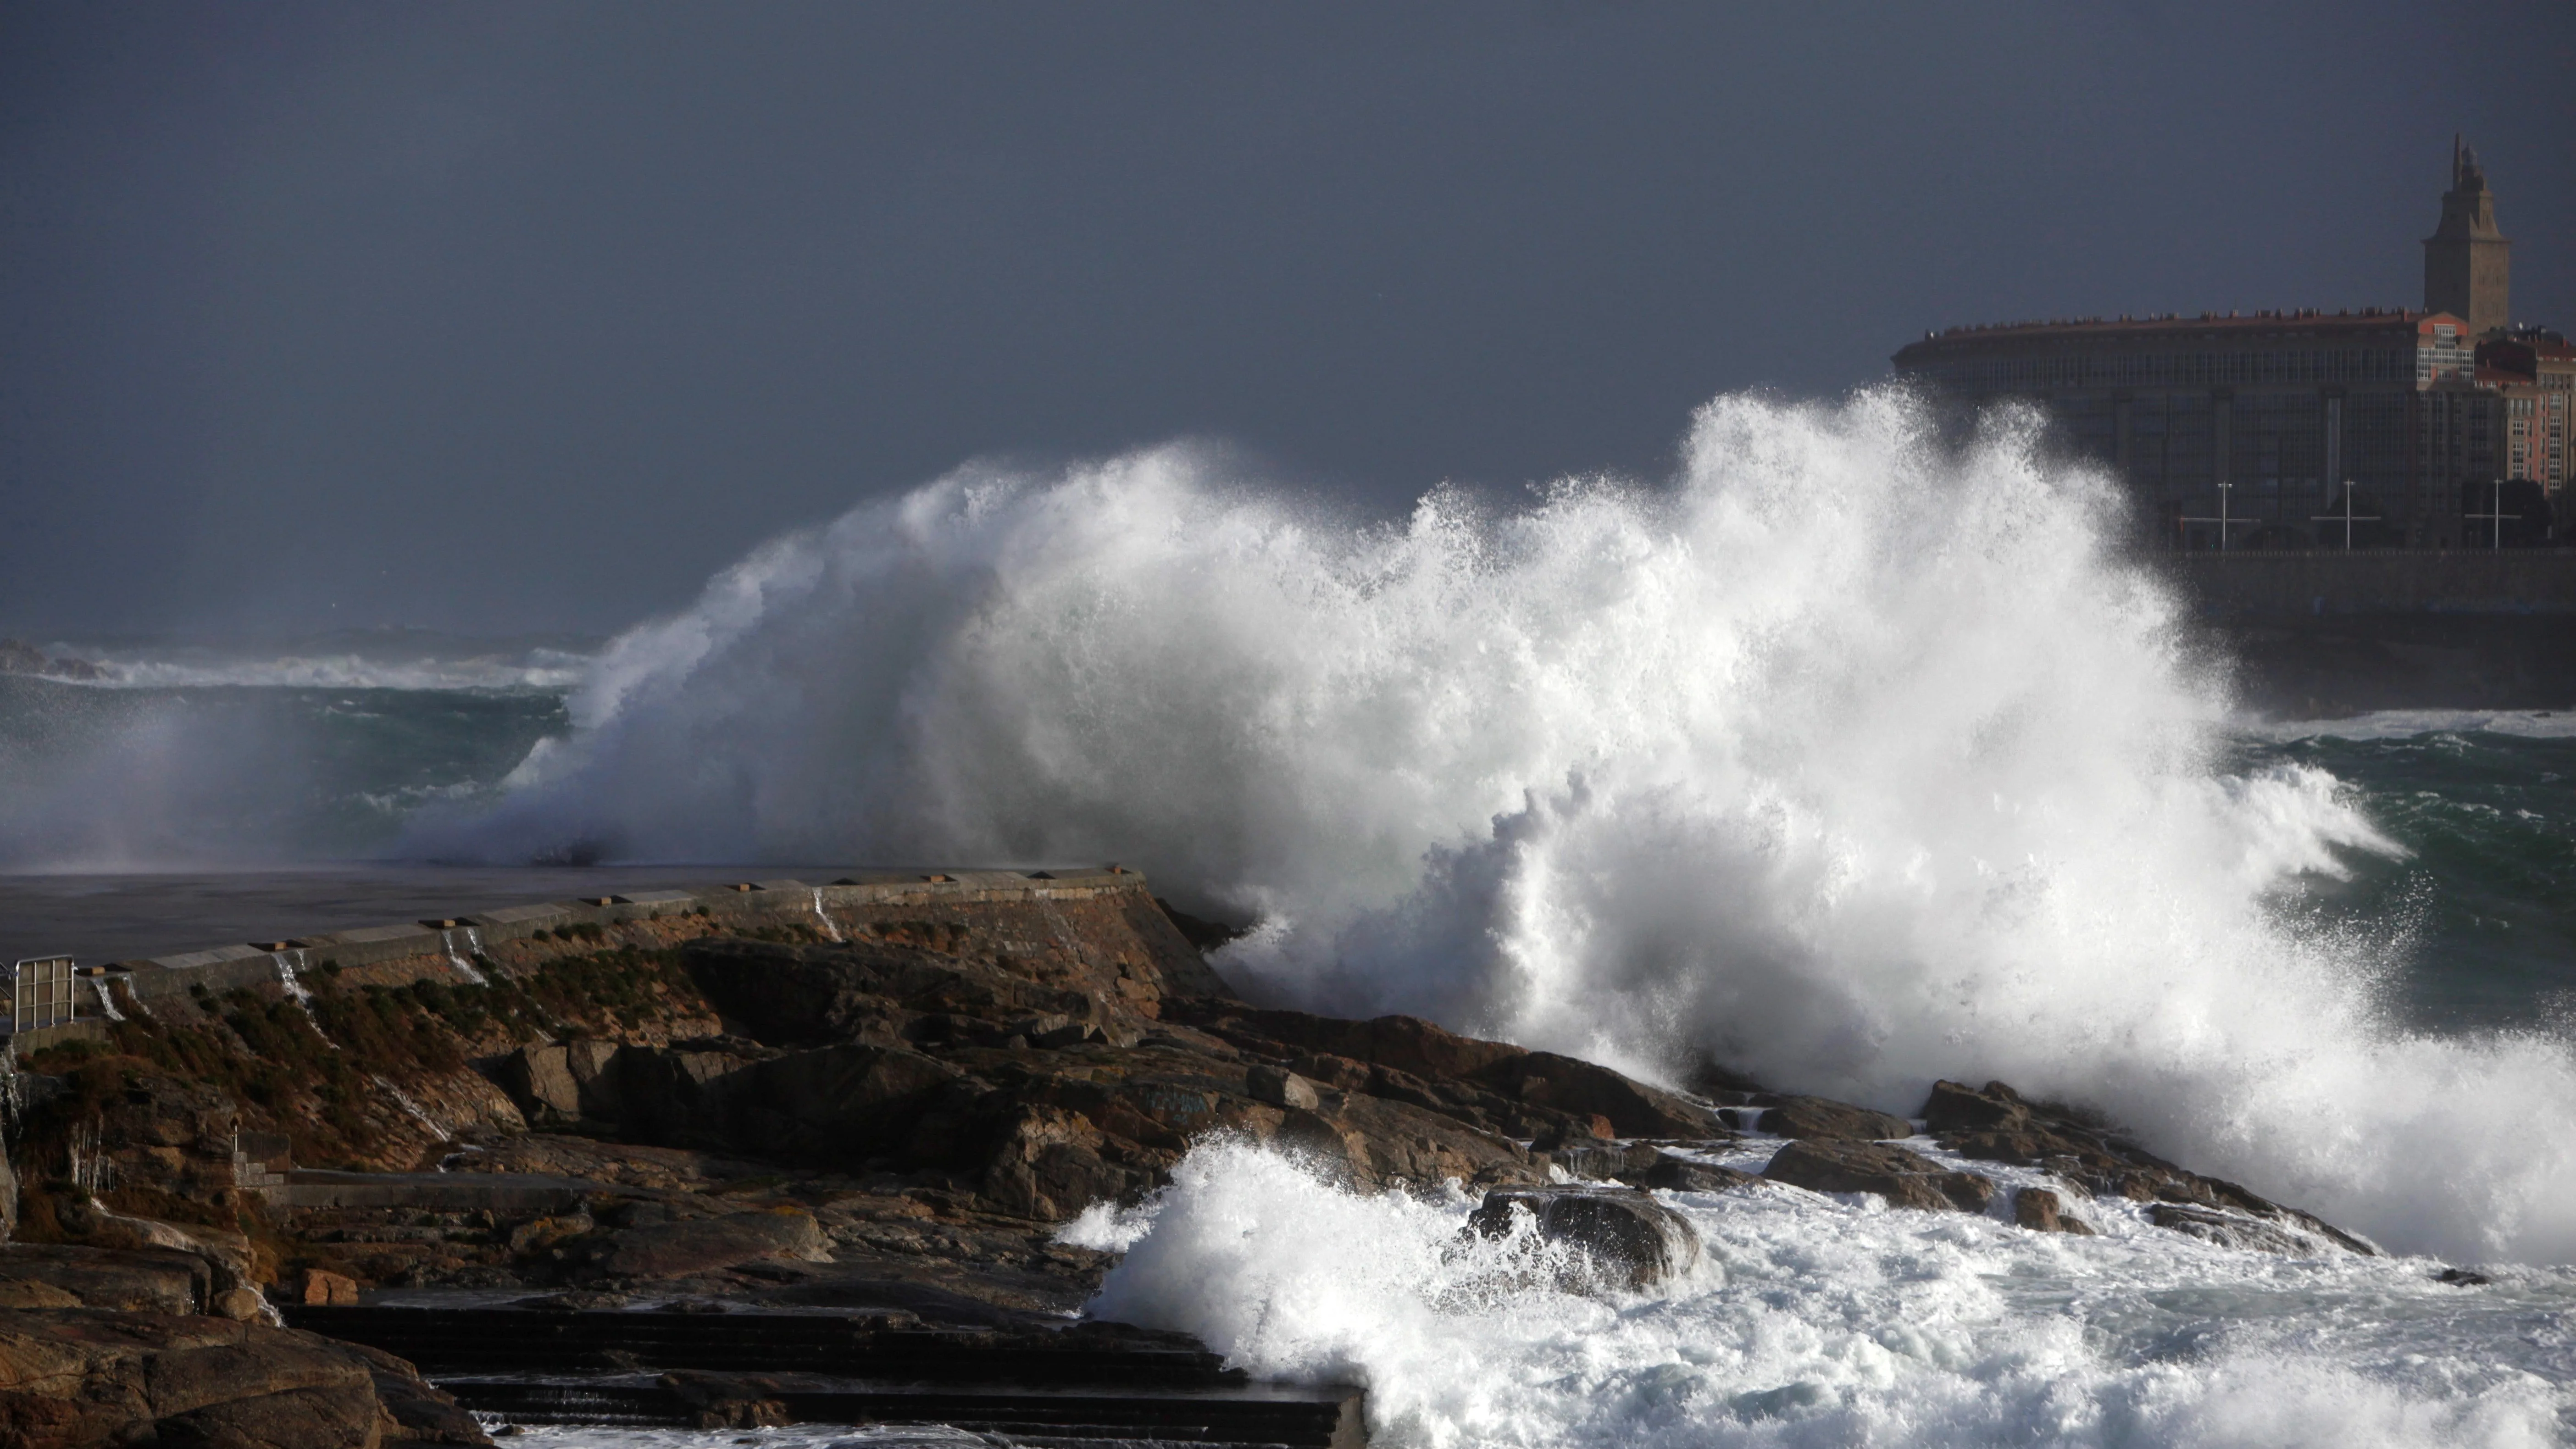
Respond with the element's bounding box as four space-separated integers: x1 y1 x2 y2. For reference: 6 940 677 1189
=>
2425 136 2509 336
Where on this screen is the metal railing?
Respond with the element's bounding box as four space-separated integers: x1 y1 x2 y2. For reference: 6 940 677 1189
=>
7 956 77 1034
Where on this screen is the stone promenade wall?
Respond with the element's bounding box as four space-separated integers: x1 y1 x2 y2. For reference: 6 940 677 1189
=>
57 867 1170 1016
2165 549 2576 617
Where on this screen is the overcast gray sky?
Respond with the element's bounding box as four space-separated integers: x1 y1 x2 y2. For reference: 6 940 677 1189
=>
4 2 2570 639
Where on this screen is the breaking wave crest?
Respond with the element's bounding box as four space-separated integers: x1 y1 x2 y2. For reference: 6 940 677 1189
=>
419 389 2576 1265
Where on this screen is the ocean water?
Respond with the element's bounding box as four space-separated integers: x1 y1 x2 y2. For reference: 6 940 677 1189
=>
8 390 2576 1444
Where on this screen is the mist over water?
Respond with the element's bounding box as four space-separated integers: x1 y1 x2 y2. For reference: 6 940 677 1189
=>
391 390 2576 1271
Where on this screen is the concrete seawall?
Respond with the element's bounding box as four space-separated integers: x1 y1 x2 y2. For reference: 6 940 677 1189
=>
2144 551 2576 715
2164 549 2576 617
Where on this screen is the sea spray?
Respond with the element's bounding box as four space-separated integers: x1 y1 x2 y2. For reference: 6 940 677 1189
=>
1073 1139 2568 1449
415 388 2576 1263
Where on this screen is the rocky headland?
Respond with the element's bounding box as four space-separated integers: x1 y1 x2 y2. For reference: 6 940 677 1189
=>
0 869 2393 1445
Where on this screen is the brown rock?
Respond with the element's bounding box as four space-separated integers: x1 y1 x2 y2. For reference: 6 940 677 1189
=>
1549 1142 1663 1183
1756 1095 1915 1142
1761 1138 1996 1212
155 1383 386 1449
1230 1008 1530 1082
1920 1079 2033 1133
1498 1052 1731 1139
506 1214 595 1258
0 1307 481 1449
1319 1093 1539 1189
493 1045 580 1123
1531 1116 1617 1149
1627 1155 1757 1194
2011 1187 2096 1235
585 1210 830 1280
213 1288 268 1321
978 1105 1129 1220
333 1341 493 1444
300 1270 361 1307
0 1244 208 1314
1284 1054 1371 1091
1245 1065 1321 1112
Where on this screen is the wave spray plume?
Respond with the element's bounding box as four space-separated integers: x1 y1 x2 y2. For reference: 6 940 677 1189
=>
420 389 2576 1265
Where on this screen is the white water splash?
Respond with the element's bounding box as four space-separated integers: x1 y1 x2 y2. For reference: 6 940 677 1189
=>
440 927 489 985
414 389 2574 1266
1081 1138 2569 1449
88 976 125 1022
270 949 337 1048
371 1073 449 1141
811 887 845 942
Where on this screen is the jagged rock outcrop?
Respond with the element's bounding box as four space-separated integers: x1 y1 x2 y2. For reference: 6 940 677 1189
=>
1760 1138 1998 1213
1756 1095 1914 1142
0 1245 209 1314
1920 1080 2375 1254
0 1305 487 1447
5 874 2390 1386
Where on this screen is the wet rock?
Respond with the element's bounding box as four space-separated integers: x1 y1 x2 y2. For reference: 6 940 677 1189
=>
1469 1187 1702 1290
2011 1187 2095 1235
1169 1003 1727 1140
2435 1266 2492 1287
1498 1053 1731 1139
1760 1138 1996 1212
52 1202 256 1299
1549 1141 1663 1183
1627 1155 1756 1194
2145 1204 2315 1255
213 1288 269 1321
1245 1065 1320 1112
1928 1080 2378 1255
1921 1078 2037 1133
1755 1095 1915 1142
514 1290 631 1312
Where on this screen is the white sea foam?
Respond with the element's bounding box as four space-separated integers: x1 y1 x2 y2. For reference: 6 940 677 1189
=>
1071 1138 2571 1449
416 389 2576 1267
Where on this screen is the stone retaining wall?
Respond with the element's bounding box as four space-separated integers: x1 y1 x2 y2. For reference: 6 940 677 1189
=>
2164 548 2576 616
72 867 1161 1012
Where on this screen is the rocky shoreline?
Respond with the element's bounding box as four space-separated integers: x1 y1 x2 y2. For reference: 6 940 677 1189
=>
0 869 2403 1445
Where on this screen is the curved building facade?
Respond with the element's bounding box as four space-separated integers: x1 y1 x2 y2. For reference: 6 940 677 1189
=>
1892 143 2567 550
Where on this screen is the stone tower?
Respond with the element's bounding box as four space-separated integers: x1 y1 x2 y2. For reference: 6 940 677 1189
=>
2424 134 2510 337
